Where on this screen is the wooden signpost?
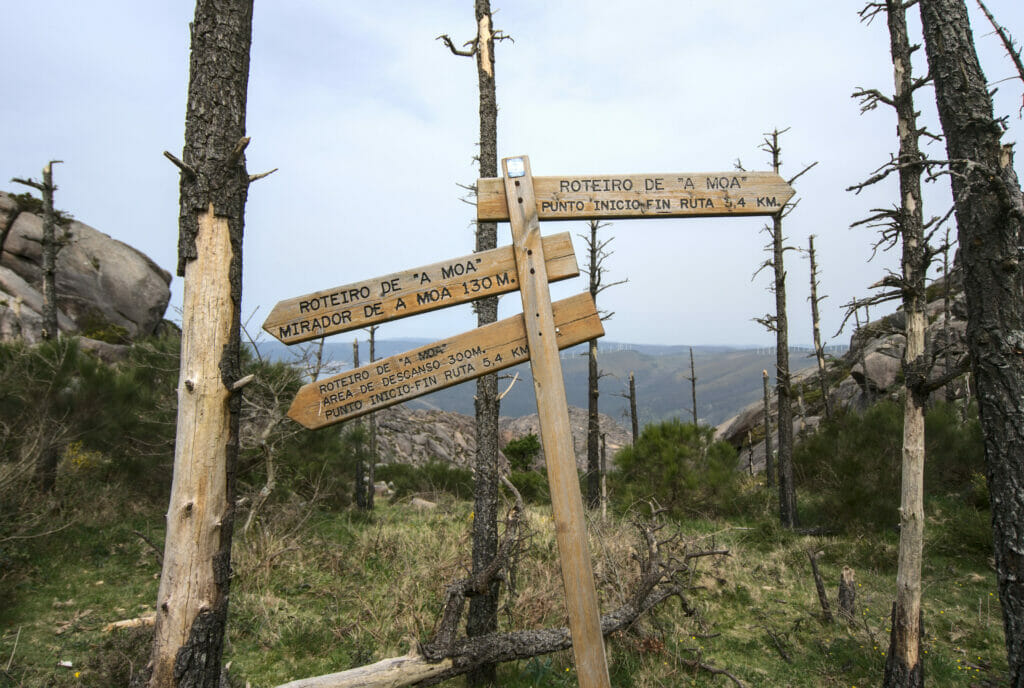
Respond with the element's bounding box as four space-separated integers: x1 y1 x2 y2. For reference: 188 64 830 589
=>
268 154 795 688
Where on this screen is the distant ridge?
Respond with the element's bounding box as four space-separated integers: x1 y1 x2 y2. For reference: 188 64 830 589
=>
251 338 828 427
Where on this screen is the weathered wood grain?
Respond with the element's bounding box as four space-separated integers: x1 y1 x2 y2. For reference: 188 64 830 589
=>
263 233 578 345
287 292 602 429
502 156 612 688
478 171 795 221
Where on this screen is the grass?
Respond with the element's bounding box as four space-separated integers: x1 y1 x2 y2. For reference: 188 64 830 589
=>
0 479 1009 687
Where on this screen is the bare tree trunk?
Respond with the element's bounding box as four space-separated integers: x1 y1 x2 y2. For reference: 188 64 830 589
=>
808 235 832 419
468 2 501 682
586 219 602 510
762 130 798 528
879 7 928 685
600 432 608 520
352 338 366 510
628 371 639 444
688 346 698 425
919 1 1024 682
148 1 253 685
367 327 377 511
762 369 775 489
12 161 62 341
586 338 600 508
839 567 857 623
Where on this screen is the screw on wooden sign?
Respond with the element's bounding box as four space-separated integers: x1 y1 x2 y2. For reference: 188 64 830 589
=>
286 292 603 429
477 171 796 221
263 233 579 345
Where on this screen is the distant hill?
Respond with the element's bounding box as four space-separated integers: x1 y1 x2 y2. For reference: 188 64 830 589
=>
254 338 840 428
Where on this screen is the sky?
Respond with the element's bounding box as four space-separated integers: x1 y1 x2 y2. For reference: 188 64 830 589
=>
3 1 1022 348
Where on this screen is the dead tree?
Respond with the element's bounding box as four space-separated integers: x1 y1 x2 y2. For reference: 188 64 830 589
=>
806 235 832 419
148 0 259 685
623 371 639 443
762 369 775 488
754 129 814 528
580 219 626 509
850 2 958 683
366 325 378 511
12 161 63 341
685 346 698 425
438 4 511 682
919 0 1024 681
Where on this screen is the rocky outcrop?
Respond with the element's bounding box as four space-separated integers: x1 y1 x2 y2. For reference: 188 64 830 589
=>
716 270 971 470
0 190 172 342
500 406 633 472
372 404 632 471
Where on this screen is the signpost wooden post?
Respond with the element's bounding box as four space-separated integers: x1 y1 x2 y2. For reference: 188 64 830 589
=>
501 155 612 687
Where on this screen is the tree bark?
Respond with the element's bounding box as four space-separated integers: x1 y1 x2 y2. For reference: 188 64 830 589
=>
147 2 252 685
628 371 639 443
367 328 377 511
466 2 501 684
585 221 602 509
586 338 600 508
919 1 1024 683
881 3 928 685
839 567 857 623
764 130 798 528
39 164 59 341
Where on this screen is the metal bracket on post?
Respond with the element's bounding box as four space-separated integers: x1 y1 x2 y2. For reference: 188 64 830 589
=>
502 155 611 688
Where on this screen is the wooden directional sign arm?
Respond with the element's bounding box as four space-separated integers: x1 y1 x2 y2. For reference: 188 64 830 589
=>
287 292 603 429
477 171 796 221
263 233 579 345
503 156 612 688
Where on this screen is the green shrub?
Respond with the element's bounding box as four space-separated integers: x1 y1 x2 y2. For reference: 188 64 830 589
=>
794 400 986 531
375 461 473 501
610 419 740 519
504 433 541 472
509 469 549 504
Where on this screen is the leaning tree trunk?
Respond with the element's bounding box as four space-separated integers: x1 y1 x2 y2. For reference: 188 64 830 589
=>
466 2 501 684
147 1 253 686
919 1 1024 683
882 2 928 685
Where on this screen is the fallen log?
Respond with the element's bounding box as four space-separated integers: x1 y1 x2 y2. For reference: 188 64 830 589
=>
273 500 735 688
273 586 681 688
